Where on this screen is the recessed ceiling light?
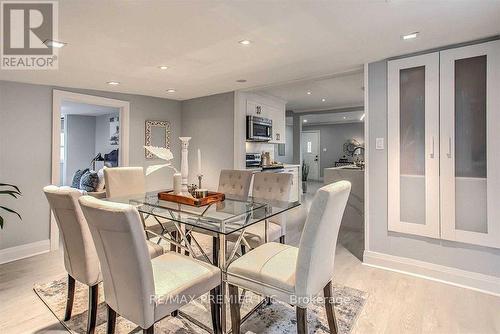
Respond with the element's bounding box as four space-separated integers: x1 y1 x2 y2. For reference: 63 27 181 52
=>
360 113 366 121
402 32 419 40
43 39 66 48
321 98 326 102
166 89 176 93
303 119 308 123
158 65 168 70
236 79 247 83
307 91 312 95
343 116 347 119
238 40 252 45
107 81 120 85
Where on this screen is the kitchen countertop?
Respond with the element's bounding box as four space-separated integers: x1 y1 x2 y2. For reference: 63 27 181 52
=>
246 164 300 172
325 165 364 171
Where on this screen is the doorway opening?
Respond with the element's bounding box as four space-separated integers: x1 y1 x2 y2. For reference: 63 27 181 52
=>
245 69 366 261
301 130 321 181
51 90 130 250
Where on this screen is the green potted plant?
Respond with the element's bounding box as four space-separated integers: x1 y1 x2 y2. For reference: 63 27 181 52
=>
0 183 22 229
301 161 310 194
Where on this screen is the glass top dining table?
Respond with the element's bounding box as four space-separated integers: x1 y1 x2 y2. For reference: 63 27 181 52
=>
105 190 301 236
105 190 301 334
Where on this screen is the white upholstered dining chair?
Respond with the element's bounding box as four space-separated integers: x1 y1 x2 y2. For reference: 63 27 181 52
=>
188 169 253 260
226 181 351 334
104 167 145 198
104 167 175 242
43 186 164 334
218 169 253 199
79 196 222 334
226 172 293 251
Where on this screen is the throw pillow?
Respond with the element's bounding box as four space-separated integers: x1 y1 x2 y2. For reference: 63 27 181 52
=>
71 168 89 189
80 171 99 192
96 166 107 191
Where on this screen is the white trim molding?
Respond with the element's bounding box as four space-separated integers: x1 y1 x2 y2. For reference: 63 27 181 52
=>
51 90 130 251
363 250 500 297
363 63 369 252
0 240 50 265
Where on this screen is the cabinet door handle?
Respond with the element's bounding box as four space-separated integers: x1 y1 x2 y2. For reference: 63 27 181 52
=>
430 136 435 159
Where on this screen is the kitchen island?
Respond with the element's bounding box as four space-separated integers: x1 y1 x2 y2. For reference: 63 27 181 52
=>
324 166 364 232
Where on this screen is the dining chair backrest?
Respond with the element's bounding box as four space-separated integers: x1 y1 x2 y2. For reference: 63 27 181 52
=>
218 170 253 198
43 186 101 286
104 167 145 198
295 181 351 299
252 172 292 202
79 195 155 328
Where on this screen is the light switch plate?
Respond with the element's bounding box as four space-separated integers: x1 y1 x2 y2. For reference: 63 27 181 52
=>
376 138 384 150
323 148 327 152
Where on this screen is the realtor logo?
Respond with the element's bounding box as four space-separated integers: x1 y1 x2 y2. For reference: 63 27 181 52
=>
1 1 59 69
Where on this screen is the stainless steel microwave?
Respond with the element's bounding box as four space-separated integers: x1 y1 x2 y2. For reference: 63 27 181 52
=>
246 115 272 141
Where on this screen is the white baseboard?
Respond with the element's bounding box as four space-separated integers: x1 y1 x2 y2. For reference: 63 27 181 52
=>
0 239 51 265
363 250 500 297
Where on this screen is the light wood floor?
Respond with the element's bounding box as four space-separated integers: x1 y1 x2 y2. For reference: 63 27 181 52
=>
1 182 499 333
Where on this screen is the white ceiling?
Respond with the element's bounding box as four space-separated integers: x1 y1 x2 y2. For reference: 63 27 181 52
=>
1 1 499 101
286 110 365 126
253 70 364 112
61 101 119 116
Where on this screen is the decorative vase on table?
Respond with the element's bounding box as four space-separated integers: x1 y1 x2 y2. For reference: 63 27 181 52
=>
179 137 191 195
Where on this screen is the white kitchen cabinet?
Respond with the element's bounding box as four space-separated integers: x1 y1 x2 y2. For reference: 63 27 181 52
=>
387 40 500 248
439 40 500 248
246 99 286 144
387 52 441 238
267 105 285 144
246 100 269 118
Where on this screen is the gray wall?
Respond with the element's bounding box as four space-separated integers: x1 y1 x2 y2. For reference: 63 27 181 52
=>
0 81 52 249
94 111 120 162
303 122 364 177
181 92 235 190
367 60 500 277
65 115 96 185
0 80 181 250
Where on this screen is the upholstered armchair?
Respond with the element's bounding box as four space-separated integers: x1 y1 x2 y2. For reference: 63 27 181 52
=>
79 196 221 334
43 186 164 334
226 181 351 334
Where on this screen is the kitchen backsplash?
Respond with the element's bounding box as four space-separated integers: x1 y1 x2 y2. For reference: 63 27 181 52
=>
246 142 275 161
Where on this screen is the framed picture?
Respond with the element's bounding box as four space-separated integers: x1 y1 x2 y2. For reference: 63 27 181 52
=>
109 116 119 145
145 120 171 159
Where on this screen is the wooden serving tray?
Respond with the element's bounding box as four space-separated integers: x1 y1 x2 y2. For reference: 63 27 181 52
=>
157 191 225 207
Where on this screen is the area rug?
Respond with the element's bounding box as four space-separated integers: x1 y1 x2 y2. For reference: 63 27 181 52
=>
34 276 366 334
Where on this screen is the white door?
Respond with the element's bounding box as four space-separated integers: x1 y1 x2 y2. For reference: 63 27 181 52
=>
440 40 500 248
387 52 440 238
301 131 320 181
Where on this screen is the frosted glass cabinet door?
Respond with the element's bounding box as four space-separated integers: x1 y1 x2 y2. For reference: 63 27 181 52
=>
387 53 440 238
440 40 500 248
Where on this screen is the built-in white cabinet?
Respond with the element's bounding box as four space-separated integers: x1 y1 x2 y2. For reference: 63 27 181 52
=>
246 99 286 144
388 52 441 238
388 40 500 248
439 41 500 248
